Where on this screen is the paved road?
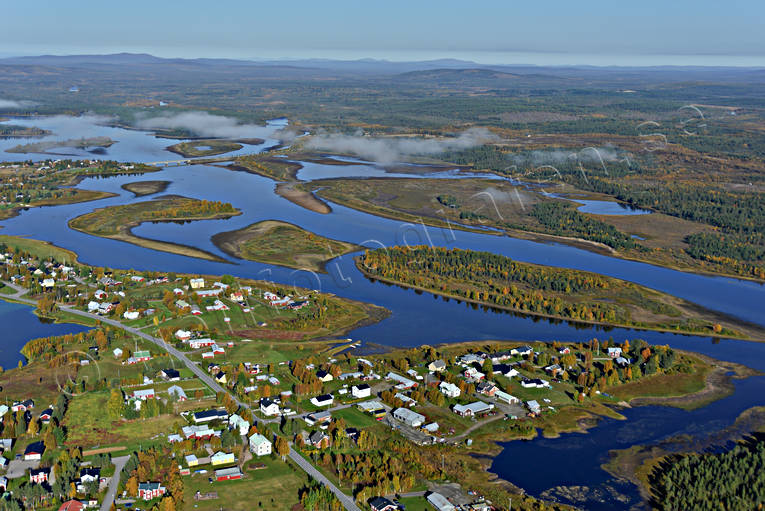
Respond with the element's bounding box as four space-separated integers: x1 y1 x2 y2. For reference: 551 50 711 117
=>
289 448 362 511
2 280 361 511
100 455 130 511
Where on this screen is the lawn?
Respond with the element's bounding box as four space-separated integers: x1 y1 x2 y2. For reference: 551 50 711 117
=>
182 456 308 511
333 406 380 429
398 495 433 511
63 391 184 451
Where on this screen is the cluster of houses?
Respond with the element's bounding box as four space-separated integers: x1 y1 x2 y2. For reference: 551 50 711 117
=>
3 256 75 290
262 291 309 310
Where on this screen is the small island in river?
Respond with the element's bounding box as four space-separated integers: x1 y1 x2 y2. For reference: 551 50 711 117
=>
120 180 170 197
212 220 360 272
166 138 264 157
68 195 241 262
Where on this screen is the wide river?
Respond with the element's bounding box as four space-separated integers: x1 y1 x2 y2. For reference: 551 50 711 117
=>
1 116 763 509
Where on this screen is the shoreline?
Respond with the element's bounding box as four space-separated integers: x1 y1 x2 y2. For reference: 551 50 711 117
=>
354 257 762 341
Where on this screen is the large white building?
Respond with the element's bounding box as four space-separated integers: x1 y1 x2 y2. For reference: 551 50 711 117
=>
248 433 272 456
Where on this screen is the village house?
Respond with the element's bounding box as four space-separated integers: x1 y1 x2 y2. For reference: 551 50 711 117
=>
188 338 215 349
463 367 485 382
197 288 224 298
489 351 513 363
392 407 425 428
369 496 399 511
427 492 456 511
428 359 447 372
138 482 166 500
453 402 494 417
192 409 228 423
260 398 280 416
215 467 243 481
305 410 332 427
160 368 180 381
309 430 330 449
24 441 45 461
458 353 484 366
316 370 333 382
29 467 50 484
608 347 623 358
249 433 272 456
123 310 140 320
386 372 417 390
174 329 192 341
511 345 534 357
395 392 416 407
12 399 34 412
211 451 235 466
38 408 53 423
439 381 461 398
545 364 563 377
558 347 571 355
476 381 497 397
185 454 198 467
182 425 218 439
492 364 520 378
167 385 187 401
526 400 542 415
521 378 550 388
189 278 205 289
351 384 372 399
310 394 334 407
132 389 155 400
228 414 250 435
495 390 520 405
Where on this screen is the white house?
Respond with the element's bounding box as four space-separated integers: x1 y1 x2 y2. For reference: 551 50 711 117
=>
228 414 250 435
123 310 140 320
113 348 123 358
260 399 280 416
351 384 371 399
494 390 520 405
439 381 461 398
310 394 334 407
248 433 272 456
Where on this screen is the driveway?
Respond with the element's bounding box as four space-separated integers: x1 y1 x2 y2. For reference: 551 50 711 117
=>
100 455 130 511
5 459 39 479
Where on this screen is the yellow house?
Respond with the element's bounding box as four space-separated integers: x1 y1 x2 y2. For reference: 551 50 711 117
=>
185 454 198 467
211 451 235 466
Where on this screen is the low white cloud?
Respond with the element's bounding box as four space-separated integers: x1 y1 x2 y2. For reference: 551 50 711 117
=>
135 111 273 139
304 127 499 165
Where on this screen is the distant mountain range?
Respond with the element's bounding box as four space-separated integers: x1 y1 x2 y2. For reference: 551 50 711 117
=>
1 53 763 80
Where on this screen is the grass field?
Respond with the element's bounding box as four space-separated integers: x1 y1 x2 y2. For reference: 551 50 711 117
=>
0 234 81 264
397 495 433 511
63 391 184 451
182 456 308 511
212 220 360 272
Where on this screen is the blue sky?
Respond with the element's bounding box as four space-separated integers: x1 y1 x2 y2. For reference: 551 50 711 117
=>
3 0 763 65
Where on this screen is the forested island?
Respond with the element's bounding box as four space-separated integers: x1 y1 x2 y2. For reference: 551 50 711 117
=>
358 246 751 338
